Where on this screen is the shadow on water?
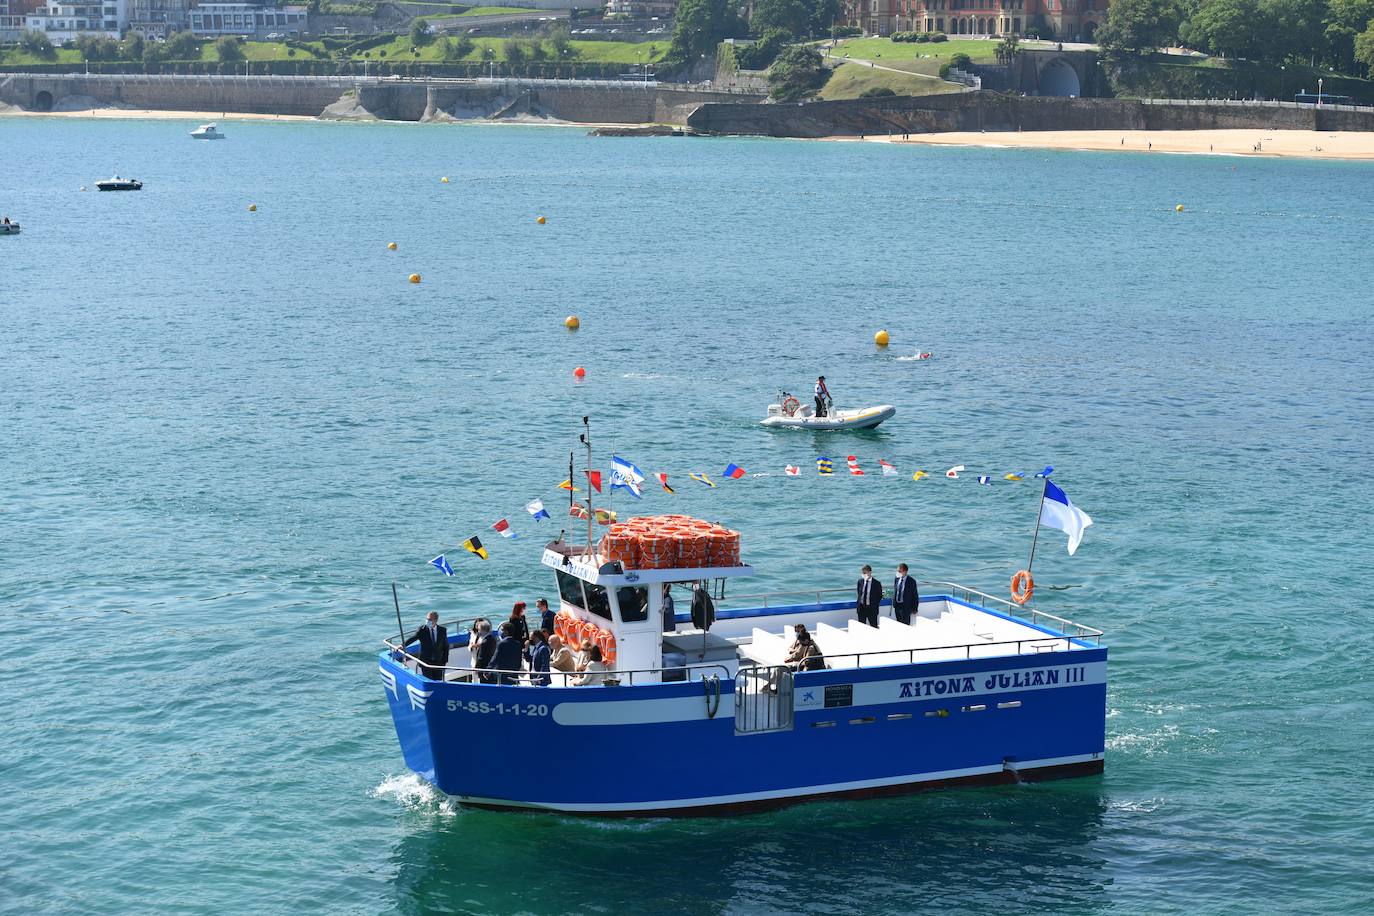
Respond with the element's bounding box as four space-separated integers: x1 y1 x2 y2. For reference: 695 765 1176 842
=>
384 780 1111 915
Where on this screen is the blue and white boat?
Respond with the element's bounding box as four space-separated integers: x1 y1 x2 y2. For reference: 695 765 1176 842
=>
379 524 1107 816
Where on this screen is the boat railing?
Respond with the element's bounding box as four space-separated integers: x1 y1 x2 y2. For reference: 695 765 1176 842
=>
723 580 1103 647
381 639 731 688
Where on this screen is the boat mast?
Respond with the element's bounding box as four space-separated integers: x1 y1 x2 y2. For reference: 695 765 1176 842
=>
1025 478 1048 576
579 415 594 558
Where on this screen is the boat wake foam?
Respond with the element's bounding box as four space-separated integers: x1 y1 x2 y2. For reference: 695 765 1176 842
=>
372 773 460 817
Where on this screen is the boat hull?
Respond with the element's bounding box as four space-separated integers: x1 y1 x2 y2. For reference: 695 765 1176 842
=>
380 646 1106 816
760 405 896 431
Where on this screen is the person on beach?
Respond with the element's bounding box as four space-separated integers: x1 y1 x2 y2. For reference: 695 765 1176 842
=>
407 610 449 681
856 564 882 627
815 376 831 418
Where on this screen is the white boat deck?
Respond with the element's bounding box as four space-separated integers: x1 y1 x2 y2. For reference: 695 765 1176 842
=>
730 599 1081 670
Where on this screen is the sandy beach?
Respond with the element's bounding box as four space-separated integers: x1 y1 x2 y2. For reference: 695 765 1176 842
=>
864 128 1374 161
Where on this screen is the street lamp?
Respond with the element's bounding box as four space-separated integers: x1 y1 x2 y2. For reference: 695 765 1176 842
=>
1317 76 1323 106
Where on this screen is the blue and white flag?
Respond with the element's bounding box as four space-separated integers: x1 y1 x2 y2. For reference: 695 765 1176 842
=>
429 554 454 577
1040 480 1093 555
526 499 550 522
976 475 992 485
611 455 644 498
1035 466 1054 479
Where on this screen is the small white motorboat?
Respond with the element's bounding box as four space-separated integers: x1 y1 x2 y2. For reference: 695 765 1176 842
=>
190 122 225 140
96 175 142 191
0 220 20 235
761 393 896 430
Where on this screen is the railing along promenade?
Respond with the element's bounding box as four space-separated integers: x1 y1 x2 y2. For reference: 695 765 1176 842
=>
1 71 766 96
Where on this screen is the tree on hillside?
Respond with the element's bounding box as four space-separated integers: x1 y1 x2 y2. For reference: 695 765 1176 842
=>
215 36 245 63
1258 0 1327 62
767 43 828 99
1096 0 1183 53
1180 0 1262 58
667 0 746 63
19 29 56 60
1355 19 1374 73
164 31 200 60
410 18 433 47
754 0 813 37
122 32 144 62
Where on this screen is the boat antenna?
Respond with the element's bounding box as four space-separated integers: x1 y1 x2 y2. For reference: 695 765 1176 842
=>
568 450 574 513
579 415 594 559
1025 478 1048 577
391 582 406 661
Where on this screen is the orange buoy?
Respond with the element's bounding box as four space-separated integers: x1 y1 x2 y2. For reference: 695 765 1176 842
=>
573 366 586 379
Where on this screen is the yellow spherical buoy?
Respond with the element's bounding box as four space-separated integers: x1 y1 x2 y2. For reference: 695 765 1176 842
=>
408 273 421 284
1175 204 1185 212
248 204 257 212
441 176 449 183
874 329 891 347
537 216 546 225
564 315 580 330
387 242 397 251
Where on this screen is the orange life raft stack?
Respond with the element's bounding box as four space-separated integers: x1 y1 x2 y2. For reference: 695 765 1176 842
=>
598 515 742 570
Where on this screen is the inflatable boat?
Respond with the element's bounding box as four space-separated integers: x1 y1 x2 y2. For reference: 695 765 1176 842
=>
761 396 896 430
0 222 20 235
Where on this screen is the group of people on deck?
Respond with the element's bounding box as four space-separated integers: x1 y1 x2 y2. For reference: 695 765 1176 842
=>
407 598 610 686
857 563 920 626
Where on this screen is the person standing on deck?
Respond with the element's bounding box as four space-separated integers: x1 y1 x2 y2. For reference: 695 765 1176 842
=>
814 376 832 418
661 584 676 633
892 563 919 625
525 630 551 686
492 622 524 685
508 602 530 644
536 598 555 637
408 611 450 681
856 565 882 627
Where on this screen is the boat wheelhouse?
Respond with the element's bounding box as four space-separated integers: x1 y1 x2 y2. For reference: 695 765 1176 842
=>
379 517 1107 816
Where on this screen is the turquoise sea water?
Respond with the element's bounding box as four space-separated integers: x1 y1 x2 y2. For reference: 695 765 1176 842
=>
3 117 1373 914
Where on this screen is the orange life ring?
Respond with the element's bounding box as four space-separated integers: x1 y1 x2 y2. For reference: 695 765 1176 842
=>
1010 570 1034 605
597 630 617 664
781 395 800 417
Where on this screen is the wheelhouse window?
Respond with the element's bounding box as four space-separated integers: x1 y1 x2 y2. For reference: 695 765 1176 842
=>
617 586 649 623
556 569 585 610
583 581 612 621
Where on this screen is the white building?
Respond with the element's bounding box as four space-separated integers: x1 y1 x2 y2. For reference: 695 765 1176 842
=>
25 0 128 40
187 2 305 37
127 0 187 38
0 0 26 42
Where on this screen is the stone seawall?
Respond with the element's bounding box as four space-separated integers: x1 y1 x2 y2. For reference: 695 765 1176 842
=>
687 92 1374 138
0 73 761 125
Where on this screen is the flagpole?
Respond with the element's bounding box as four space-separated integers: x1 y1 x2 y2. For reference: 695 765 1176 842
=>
1025 478 1048 576
580 415 594 558
392 582 406 661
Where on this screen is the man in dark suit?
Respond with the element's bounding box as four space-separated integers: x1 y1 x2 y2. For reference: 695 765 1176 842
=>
491 622 525 685
893 563 919 625
408 610 450 681
856 564 883 627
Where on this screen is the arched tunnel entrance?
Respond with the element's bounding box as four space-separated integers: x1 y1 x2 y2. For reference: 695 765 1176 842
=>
1040 58 1081 97
33 90 54 111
